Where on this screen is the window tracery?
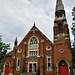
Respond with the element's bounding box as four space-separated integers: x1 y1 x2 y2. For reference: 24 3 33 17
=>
28 36 39 57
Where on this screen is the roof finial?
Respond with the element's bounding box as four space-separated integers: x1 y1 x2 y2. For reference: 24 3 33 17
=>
33 22 35 26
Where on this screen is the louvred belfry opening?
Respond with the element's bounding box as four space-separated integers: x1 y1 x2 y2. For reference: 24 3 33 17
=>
58 23 63 34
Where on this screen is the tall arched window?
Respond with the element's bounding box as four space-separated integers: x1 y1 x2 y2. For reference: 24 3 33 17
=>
29 37 38 49
58 23 63 34
28 36 39 57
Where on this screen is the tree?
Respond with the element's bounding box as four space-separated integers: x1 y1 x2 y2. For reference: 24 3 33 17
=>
71 7 75 67
0 35 10 64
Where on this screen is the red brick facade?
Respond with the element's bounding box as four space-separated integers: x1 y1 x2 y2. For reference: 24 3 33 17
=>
1 0 73 75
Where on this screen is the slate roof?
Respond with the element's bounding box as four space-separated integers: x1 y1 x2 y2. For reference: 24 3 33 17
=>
6 51 13 57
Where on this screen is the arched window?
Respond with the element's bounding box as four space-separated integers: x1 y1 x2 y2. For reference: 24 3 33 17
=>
16 57 21 71
47 56 52 71
58 23 63 34
29 37 38 49
28 36 39 57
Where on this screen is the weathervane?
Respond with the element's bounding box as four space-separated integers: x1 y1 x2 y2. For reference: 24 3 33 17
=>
71 7 75 48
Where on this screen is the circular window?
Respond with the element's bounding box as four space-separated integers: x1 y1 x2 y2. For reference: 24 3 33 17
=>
17 48 22 53
60 49 64 53
46 45 52 50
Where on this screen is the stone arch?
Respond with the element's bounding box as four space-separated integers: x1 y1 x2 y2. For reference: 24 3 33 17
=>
56 58 70 75
28 35 39 45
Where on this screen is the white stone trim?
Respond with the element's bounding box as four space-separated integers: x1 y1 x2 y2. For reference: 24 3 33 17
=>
17 48 22 53
12 56 15 59
46 55 52 71
28 60 38 73
28 35 39 45
26 56 40 58
9 73 13 75
46 45 52 50
54 33 69 37
54 23 57 26
41 39 44 43
56 58 71 75
22 55 25 58
3 61 10 75
16 57 21 71
24 42 26 45
64 21 67 25
55 15 66 21
60 49 64 53
1 73 4 75
54 37 69 41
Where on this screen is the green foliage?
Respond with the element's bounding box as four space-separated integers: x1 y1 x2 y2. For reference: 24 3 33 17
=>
66 41 75 67
0 35 10 64
71 48 75 67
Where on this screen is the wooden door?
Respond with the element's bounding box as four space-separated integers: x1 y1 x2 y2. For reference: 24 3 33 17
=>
5 66 9 75
59 66 68 75
29 64 32 73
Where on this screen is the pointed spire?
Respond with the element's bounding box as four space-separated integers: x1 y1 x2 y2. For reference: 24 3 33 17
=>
14 37 18 46
56 0 64 12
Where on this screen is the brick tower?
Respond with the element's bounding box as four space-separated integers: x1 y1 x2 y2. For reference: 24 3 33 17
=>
53 0 72 75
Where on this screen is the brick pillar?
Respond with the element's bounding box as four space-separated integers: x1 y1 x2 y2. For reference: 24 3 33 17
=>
40 41 44 75
10 47 17 74
10 59 14 75
70 67 73 75
54 67 57 75
21 42 26 73
40 57 44 75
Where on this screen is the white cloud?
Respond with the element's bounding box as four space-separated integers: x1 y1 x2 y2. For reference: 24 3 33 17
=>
0 0 75 50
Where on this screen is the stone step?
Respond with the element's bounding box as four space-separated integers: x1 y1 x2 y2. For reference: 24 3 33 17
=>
22 73 37 75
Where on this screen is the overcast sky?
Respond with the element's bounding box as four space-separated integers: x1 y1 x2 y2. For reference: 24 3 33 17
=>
0 0 75 51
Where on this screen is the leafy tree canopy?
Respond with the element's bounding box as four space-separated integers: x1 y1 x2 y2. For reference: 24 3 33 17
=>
0 35 10 64
71 48 75 67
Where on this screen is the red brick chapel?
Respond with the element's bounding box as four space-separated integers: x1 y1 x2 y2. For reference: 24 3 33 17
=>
2 0 73 75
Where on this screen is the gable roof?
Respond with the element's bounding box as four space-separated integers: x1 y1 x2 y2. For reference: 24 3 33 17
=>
19 23 53 46
6 23 53 57
6 51 13 57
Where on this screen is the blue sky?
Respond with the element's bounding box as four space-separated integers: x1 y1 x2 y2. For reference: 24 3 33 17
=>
0 0 75 50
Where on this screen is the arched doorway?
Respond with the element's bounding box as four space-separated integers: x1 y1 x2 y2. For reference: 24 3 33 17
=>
4 62 10 75
59 60 68 75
